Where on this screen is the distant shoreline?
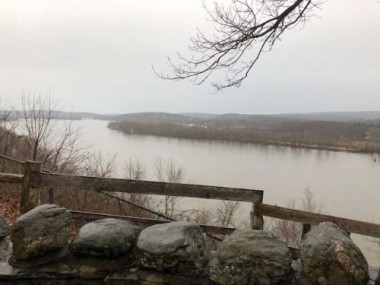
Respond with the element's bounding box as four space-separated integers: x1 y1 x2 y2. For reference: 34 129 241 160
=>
108 123 380 155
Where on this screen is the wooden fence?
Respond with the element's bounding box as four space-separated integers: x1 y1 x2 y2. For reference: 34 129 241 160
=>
0 156 379 246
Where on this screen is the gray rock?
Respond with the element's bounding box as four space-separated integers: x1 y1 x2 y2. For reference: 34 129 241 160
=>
0 216 9 238
210 230 292 285
0 239 11 262
10 204 71 264
72 218 140 258
136 222 208 275
300 222 369 285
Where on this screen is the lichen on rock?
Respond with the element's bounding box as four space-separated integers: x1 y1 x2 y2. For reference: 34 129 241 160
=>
10 204 71 266
71 218 140 259
300 222 369 285
136 221 208 276
210 229 292 285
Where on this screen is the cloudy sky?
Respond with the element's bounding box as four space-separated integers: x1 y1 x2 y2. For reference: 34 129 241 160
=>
0 0 379 114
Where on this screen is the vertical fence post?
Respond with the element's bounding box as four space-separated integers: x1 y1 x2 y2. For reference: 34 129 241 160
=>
251 195 264 230
20 161 42 214
48 187 55 204
301 224 311 240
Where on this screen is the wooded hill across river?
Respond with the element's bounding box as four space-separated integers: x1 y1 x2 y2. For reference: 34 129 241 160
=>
6 109 380 153
106 112 380 153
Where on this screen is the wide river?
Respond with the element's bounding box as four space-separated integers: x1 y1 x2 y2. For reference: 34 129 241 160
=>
61 120 380 265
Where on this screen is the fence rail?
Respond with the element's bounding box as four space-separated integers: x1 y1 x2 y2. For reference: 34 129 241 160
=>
29 172 264 202
0 173 24 183
0 155 24 165
0 155 379 249
255 203 380 238
70 210 236 236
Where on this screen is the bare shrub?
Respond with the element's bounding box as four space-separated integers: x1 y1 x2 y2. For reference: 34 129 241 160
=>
20 91 85 174
271 188 324 248
81 151 116 178
175 208 213 225
121 158 154 216
124 158 146 180
214 200 241 228
154 156 185 218
51 151 120 217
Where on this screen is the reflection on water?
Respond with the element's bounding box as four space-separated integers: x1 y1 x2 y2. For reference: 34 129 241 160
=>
31 120 380 265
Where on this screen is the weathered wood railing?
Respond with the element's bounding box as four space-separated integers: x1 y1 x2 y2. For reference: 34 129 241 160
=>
0 156 379 244
255 203 380 238
0 159 265 234
27 167 265 232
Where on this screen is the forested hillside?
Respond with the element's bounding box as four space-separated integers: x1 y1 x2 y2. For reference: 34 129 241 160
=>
108 116 380 153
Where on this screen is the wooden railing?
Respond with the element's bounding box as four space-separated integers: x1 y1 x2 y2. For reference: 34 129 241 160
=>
0 156 379 244
0 158 265 234
255 204 380 238
27 164 265 232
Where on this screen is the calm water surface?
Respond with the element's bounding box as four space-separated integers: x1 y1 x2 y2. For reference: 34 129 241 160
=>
64 120 380 265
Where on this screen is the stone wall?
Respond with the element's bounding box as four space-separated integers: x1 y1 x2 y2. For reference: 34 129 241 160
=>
0 204 377 285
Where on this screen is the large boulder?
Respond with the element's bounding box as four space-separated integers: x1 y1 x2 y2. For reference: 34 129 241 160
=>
0 215 9 238
210 230 292 285
10 204 71 265
136 222 208 275
300 222 369 285
71 218 140 258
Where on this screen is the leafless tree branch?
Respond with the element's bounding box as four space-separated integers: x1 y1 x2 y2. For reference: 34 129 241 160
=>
159 0 322 90
20 90 87 174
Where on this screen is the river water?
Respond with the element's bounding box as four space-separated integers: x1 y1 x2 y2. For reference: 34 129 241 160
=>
28 119 380 265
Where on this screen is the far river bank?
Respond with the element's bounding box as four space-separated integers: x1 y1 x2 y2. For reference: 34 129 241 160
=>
108 122 380 155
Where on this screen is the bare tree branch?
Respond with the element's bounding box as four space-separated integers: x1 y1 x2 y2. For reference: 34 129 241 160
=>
20 91 87 174
159 0 321 90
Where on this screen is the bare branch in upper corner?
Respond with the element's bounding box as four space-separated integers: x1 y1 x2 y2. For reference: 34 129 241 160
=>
158 0 322 91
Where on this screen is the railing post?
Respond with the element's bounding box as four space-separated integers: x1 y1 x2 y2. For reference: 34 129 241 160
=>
48 187 55 204
251 196 264 230
301 223 311 240
20 161 42 214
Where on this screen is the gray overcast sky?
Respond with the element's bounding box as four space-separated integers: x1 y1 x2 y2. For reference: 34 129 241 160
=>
0 0 379 114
